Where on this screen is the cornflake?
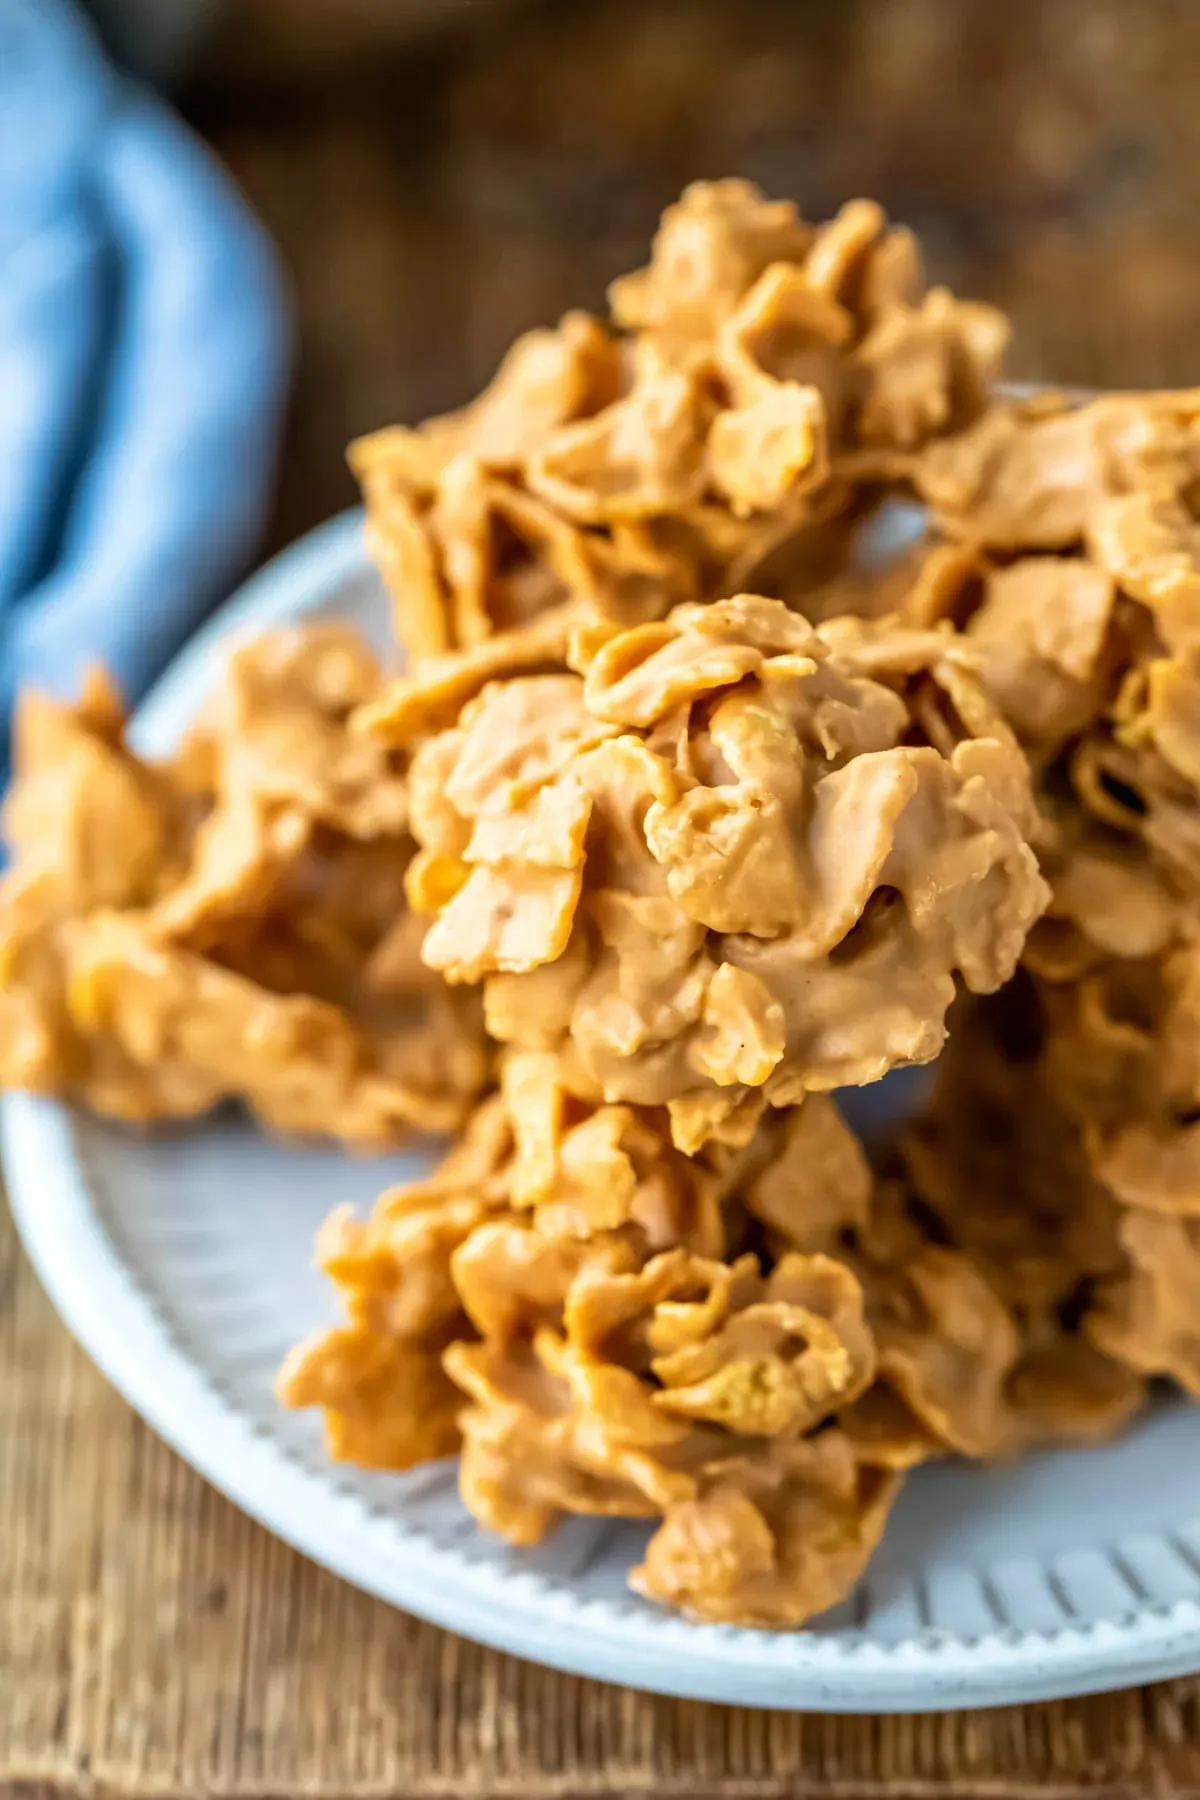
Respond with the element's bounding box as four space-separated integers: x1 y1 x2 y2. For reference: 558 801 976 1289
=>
352 180 1006 665
372 593 1047 1151
280 1070 922 1624
0 625 486 1145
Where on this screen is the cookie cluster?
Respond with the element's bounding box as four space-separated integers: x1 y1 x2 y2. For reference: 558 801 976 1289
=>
6 183 1198 1629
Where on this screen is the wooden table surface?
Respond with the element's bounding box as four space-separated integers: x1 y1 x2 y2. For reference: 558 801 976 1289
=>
8 2 1200 1794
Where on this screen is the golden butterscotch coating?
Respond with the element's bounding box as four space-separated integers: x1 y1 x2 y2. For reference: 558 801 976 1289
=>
889 985 1145 1449
279 1064 925 1627
904 388 1200 574
880 385 1200 1408
0 624 486 1146
280 1033 1140 1626
352 180 1007 664
632 1430 900 1628
277 1050 876 1457
895 769 1200 1421
369 593 1047 1151
1029 935 1200 1402
892 389 1200 789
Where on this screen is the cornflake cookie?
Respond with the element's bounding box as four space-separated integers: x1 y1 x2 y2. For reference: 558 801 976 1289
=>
0 624 486 1146
1026 900 1200 1403
890 389 1200 780
881 383 1200 1411
280 1037 1130 1627
351 180 1007 664
280 1059 985 1628
890 982 1145 1451
367 593 1048 1151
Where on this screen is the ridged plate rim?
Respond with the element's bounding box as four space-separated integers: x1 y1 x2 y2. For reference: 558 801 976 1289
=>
6 508 1200 1712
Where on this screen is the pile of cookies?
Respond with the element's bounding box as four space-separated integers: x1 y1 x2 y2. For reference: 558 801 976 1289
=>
5 182 1200 1629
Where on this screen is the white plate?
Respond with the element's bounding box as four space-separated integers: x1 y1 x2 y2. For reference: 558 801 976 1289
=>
7 510 1200 1712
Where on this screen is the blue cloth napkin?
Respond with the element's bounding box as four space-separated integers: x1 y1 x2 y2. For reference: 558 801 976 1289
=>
0 0 290 772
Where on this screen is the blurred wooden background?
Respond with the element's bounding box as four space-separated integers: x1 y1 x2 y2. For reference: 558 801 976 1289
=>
181 0 1200 552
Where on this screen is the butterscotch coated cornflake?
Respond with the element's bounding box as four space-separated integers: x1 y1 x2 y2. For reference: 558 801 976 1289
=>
1024 939 1200 1401
280 1068 912 1624
378 594 1047 1150
0 625 486 1145
895 389 1200 762
352 180 1006 664
631 1429 900 1628
890 383 1200 1416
